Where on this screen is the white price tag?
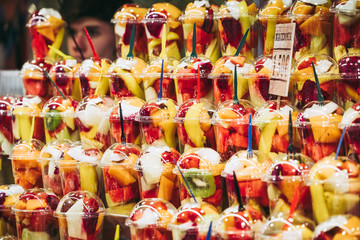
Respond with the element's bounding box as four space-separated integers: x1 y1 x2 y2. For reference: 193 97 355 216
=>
269 23 296 97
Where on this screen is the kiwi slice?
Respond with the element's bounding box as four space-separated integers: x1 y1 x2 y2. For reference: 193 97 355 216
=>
45 110 62 131
183 169 216 198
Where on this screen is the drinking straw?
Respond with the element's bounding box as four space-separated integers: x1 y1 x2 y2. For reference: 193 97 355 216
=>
233 171 245 211
247 115 253 159
335 126 346 160
48 45 75 60
174 160 198 204
286 110 295 156
190 23 197 59
158 59 164 100
311 62 324 106
205 221 213 240
126 25 136 60
84 27 100 60
197 65 201 103
43 69 66 99
234 28 249 56
233 65 239 104
119 103 126 145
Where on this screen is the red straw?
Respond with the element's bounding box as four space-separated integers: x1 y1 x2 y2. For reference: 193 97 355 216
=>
83 27 99 60
283 184 301 230
197 65 201 103
34 31 42 59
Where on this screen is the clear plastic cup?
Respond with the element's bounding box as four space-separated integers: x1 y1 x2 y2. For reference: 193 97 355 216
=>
42 96 79 143
9 139 45 189
125 198 177 240
291 54 339 109
222 150 271 215
56 141 103 196
309 156 360 225
75 95 114 152
296 100 344 162
213 100 255 160
0 96 16 155
137 98 178 148
12 188 60 240
109 97 145 146
135 146 180 208
38 140 72 197
173 56 214 105
48 59 78 97
143 3 183 60
174 148 225 211
11 96 45 143
54 191 106 240
112 4 148 61
181 1 220 63
340 102 360 159
216 0 259 60
0 185 24 236
313 215 360 239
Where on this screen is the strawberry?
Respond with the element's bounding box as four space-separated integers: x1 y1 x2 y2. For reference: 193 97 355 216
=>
204 188 222 206
297 57 317 70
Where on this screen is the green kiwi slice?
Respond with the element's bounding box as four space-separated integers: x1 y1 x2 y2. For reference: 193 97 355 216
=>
183 169 216 198
45 110 62 131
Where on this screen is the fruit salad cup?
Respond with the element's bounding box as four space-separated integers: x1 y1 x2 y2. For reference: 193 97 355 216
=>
213 100 255 160
313 215 360 240
309 156 360 224
0 185 24 236
217 0 259 60
12 189 60 240
222 150 272 215
143 3 183 60
10 139 44 190
137 98 178 148
112 4 148 60
42 96 79 143
253 100 298 157
126 198 177 240
38 140 71 197
174 98 216 153
332 0 360 61
168 202 220 239
0 96 16 155
75 95 113 152
211 55 254 105
340 102 360 159
174 148 225 211
135 146 180 208
291 54 338 109
56 141 103 196
20 58 52 100
48 58 78 97
27 8 65 60
109 97 145 146
290 0 333 61
296 100 344 162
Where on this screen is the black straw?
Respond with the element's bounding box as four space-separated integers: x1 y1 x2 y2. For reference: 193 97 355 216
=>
119 102 126 145
233 171 245 211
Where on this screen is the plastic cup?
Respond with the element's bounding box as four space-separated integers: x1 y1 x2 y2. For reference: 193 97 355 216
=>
0 96 16 155
75 95 114 152
125 198 177 240
54 191 106 240
12 188 60 240
340 102 360 159
173 56 214 105
313 215 360 239
42 96 79 143
291 54 338 109
217 0 259 60
56 141 103 196
112 4 148 61
11 96 45 143
0 185 24 237
135 146 180 208
213 100 255 160
143 3 183 60
9 139 45 190
48 59 78 97
137 98 178 148
296 100 344 162
174 148 225 211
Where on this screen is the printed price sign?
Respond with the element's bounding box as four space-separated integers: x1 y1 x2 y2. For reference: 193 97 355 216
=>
269 23 296 97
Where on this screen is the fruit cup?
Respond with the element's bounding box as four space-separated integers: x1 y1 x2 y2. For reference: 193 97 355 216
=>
143 3 183 60
291 54 338 109
0 96 16 155
38 140 72 197
174 98 216 153
213 100 255 160
340 102 360 159
135 146 180 207
112 4 148 61
313 215 360 240
0 185 24 236
125 198 177 240
75 95 114 152
181 1 220 63
9 139 44 190
222 150 272 215
54 191 106 240
137 98 178 148
48 58 78 97
309 156 360 225
217 0 259 60
12 188 60 240
109 97 145 146
296 100 344 162
174 148 225 211
42 96 79 143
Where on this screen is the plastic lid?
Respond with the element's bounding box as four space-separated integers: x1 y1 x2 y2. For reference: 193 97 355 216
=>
137 98 177 122
108 57 146 79
126 198 177 229
259 0 292 17
0 236 18 240
13 188 59 213
143 3 182 25
254 100 296 127
101 142 141 165
27 8 64 27
112 3 148 23
0 185 25 207
142 58 177 87
49 59 77 77
211 56 254 78
39 139 72 161
313 215 360 239
249 55 273 74
290 0 333 17
42 96 78 117
174 56 213 78
213 99 255 125
11 95 45 116
57 141 102 164
217 0 258 20
174 98 215 123
55 191 105 217
338 53 360 79
331 0 360 14
181 0 218 21
20 59 52 79
296 100 343 125
109 97 145 121
340 102 360 127
10 139 45 160
76 58 112 79
0 96 16 115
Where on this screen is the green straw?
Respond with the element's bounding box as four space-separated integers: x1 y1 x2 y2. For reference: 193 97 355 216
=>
126 25 136 60
235 28 249 56
311 62 324 106
119 102 126 145
233 65 239 104
43 69 66 99
190 23 197 59
286 110 295 156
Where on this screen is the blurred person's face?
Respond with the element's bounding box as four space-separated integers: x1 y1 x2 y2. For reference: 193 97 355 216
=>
67 17 116 60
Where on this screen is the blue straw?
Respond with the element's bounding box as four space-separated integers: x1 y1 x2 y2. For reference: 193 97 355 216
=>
335 126 346 160
174 160 197 203
247 115 253 159
158 59 164 100
205 221 213 240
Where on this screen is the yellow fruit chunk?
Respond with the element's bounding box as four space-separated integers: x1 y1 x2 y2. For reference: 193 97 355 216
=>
108 165 136 187
158 175 174 201
26 199 46 210
247 3 258 12
153 3 182 19
158 209 173 228
79 163 98 194
278 179 302 201
309 115 342 143
36 26 55 41
223 215 235 230
94 59 111 96
201 202 219 215
185 103 206 147
218 109 239 120
259 121 277 154
293 2 314 15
